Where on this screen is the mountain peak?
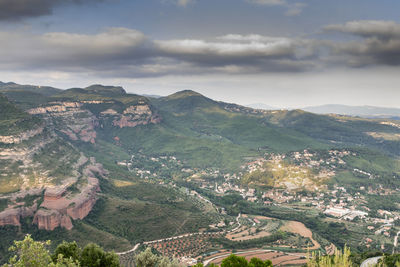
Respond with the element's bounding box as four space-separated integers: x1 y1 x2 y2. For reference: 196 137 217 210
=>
167 90 204 99
83 84 126 96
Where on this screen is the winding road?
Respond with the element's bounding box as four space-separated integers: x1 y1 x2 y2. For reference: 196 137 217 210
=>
116 211 242 255
360 256 383 267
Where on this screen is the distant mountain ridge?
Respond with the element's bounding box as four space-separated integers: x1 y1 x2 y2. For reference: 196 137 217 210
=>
246 103 278 110
303 104 400 119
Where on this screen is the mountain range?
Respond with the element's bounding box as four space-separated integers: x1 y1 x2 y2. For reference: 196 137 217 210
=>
1 81 400 264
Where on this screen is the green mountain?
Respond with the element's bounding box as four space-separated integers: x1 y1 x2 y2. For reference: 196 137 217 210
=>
1 82 400 264
0 94 41 135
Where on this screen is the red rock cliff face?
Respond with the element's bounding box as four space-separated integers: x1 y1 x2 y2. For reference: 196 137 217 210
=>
67 196 97 220
32 177 100 231
67 177 99 220
33 210 73 231
34 210 61 231
0 209 21 226
0 204 38 227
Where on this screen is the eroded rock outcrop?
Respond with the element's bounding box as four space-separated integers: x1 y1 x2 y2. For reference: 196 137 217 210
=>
67 178 99 220
28 102 83 114
0 209 21 226
33 209 73 230
33 176 100 230
29 102 98 144
0 126 44 144
0 161 102 231
112 105 161 128
0 204 38 227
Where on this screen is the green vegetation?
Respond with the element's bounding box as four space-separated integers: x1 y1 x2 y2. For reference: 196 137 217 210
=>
2 235 120 267
134 247 273 267
32 139 80 184
3 83 400 265
0 94 41 135
0 199 8 212
212 231 291 250
84 185 215 243
135 247 184 267
220 254 272 267
307 246 352 267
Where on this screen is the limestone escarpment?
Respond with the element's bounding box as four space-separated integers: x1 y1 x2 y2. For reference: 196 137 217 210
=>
28 102 99 144
28 102 83 114
28 101 161 143
0 126 44 144
111 104 161 128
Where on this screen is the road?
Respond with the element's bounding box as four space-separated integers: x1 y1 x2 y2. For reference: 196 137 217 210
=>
360 256 383 267
116 212 242 255
116 243 140 255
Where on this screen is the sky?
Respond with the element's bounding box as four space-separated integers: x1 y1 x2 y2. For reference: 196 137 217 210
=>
0 0 400 108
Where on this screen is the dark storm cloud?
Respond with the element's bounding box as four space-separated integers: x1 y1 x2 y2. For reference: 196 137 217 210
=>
324 20 400 66
0 0 102 21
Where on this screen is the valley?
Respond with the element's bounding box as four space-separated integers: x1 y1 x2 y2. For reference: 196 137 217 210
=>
1 82 400 265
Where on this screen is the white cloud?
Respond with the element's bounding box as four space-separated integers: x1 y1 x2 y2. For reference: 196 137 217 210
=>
324 20 400 39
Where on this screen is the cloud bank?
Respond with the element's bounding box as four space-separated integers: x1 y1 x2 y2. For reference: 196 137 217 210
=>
0 20 399 78
325 20 400 66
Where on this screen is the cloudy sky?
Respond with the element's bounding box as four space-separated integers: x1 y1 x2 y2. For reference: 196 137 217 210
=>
0 0 399 108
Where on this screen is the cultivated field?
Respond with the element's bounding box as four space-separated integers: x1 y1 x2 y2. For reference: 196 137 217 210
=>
280 221 320 249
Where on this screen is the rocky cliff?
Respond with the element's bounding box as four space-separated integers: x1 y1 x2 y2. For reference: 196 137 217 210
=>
32 173 100 230
0 126 44 144
0 88 160 231
106 104 161 128
0 203 37 227
29 102 99 144
33 209 73 230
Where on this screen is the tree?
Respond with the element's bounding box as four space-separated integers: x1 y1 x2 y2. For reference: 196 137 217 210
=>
52 241 81 263
80 243 120 267
249 257 273 267
382 254 400 267
307 246 352 267
221 254 249 267
158 256 182 267
2 234 53 267
135 248 159 267
49 254 80 267
2 235 119 267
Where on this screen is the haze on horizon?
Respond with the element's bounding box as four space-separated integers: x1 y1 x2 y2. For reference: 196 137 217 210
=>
0 0 399 108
